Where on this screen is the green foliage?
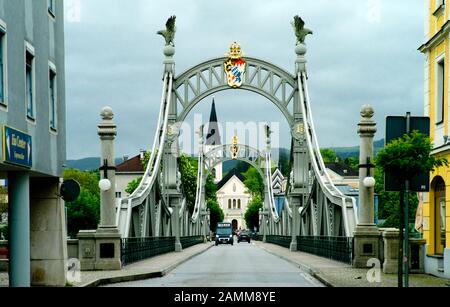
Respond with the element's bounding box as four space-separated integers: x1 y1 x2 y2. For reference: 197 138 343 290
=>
375 132 447 229
344 157 359 172
125 177 143 195
179 154 198 213
244 194 263 231
374 165 418 228
0 224 8 240
205 174 217 203
63 169 100 238
320 148 338 163
243 167 264 198
207 199 224 232
376 131 448 181
63 169 100 196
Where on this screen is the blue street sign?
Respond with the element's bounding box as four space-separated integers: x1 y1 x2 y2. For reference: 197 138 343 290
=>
2 125 32 168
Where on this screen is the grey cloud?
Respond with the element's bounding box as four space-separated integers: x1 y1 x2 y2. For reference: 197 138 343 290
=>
65 0 424 159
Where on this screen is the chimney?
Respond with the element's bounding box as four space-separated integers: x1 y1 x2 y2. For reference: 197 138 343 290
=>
123 155 129 162
140 149 146 160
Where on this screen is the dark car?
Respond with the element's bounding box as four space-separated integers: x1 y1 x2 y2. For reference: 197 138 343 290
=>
238 231 251 243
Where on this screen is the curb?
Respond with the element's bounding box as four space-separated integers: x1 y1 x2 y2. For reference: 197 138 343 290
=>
78 243 214 287
254 242 336 288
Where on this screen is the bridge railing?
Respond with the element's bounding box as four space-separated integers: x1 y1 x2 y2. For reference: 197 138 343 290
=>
121 237 175 266
265 235 292 249
297 236 353 265
180 236 204 249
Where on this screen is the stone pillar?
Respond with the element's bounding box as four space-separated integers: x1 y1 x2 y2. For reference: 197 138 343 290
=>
290 195 300 252
79 107 121 271
382 229 399 274
30 178 68 286
353 105 381 268
8 172 30 287
98 107 117 230
172 195 182 252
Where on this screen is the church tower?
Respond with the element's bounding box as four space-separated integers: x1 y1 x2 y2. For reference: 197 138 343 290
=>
205 98 222 183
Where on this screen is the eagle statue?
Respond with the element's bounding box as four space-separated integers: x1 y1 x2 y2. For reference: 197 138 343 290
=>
292 15 313 45
157 15 176 46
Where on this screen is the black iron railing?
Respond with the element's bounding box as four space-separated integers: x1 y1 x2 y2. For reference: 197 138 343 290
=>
266 235 292 249
121 237 175 266
180 236 204 249
297 236 353 265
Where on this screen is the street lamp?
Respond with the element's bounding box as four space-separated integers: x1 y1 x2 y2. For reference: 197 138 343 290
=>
98 158 116 192
363 176 376 188
99 179 112 192
360 156 376 189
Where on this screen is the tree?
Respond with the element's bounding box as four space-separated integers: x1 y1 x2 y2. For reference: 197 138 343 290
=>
63 169 100 238
125 176 143 195
243 167 264 198
320 148 338 163
376 131 447 182
344 157 359 172
179 154 198 213
205 174 217 203
374 165 418 228
376 131 447 228
207 199 224 232
244 194 263 232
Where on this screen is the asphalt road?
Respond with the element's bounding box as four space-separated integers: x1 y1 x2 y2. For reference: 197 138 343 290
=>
106 239 324 287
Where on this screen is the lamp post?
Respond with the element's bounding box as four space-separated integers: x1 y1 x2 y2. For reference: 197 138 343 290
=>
353 105 380 268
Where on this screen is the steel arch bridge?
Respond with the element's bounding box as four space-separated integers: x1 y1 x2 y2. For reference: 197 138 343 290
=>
115 22 358 252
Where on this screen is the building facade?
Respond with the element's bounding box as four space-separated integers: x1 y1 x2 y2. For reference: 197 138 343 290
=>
216 170 251 231
0 0 67 286
115 153 145 199
419 0 450 278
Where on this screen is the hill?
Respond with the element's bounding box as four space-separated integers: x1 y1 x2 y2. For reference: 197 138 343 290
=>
66 157 124 171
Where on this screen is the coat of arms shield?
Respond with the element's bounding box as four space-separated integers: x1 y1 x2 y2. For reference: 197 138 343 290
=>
224 42 246 88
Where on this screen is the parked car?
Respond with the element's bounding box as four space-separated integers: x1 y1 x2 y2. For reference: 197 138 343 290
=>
238 230 251 243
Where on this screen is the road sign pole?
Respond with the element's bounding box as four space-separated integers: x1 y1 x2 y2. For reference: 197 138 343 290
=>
398 190 404 288
404 112 411 288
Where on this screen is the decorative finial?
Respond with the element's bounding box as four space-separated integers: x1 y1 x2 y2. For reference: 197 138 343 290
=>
292 15 313 45
230 134 239 160
232 134 238 145
157 15 176 47
360 105 374 119
226 42 245 59
101 106 114 120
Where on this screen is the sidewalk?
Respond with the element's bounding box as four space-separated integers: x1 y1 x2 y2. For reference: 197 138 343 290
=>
254 241 450 287
0 242 213 287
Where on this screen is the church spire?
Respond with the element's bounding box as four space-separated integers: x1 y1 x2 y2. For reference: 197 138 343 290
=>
206 97 221 146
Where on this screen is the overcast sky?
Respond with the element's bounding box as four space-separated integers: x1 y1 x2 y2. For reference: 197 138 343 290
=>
64 0 424 159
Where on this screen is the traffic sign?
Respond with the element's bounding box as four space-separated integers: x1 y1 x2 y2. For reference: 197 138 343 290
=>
385 115 430 192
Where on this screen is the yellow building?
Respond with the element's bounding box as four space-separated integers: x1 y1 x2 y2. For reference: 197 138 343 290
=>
419 0 450 278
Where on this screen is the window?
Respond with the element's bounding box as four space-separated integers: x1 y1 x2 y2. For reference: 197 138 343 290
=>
0 28 5 105
26 50 34 120
49 68 57 130
48 0 55 16
233 199 236 209
434 179 446 255
436 59 445 125
228 199 231 209
238 199 241 210
115 192 122 198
